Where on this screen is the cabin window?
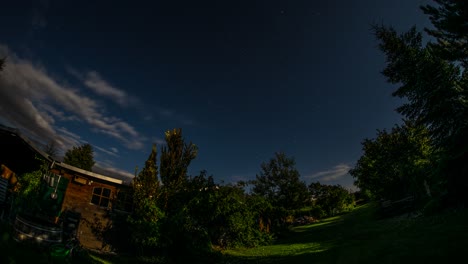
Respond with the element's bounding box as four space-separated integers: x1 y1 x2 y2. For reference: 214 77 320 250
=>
91 187 111 207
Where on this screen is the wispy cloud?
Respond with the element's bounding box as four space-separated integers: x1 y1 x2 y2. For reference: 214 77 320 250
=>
83 71 135 106
94 163 135 182
40 104 79 122
68 67 194 127
0 44 145 153
94 145 120 158
54 126 84 151
306 164 352 182
67 68 137 107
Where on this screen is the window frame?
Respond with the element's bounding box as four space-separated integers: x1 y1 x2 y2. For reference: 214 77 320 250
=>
91 187 112 208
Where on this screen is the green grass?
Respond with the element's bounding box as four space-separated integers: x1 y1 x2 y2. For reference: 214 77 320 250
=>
222 204 468 263
2 204 468 263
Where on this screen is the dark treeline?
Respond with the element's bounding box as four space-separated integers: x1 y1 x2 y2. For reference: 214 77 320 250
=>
105 128 355 262
350 0 467 214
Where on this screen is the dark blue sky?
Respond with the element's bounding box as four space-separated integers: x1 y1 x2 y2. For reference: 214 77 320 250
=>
0 0 432 188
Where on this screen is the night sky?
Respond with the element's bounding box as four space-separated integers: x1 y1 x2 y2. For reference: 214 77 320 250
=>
0 0 431 188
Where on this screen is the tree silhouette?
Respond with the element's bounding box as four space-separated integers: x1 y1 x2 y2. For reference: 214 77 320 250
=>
44 140 59 159
133 144 160 202
160 128 198 190
63 143 96 171
421 0 468 68
309 182 355 216
349 121 433 201
158 128 198 214
129 144 164 254
252 152 308 210
372 0 468 203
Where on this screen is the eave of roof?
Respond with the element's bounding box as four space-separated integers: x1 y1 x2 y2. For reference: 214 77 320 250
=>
55 162 123 185
0 124 123 185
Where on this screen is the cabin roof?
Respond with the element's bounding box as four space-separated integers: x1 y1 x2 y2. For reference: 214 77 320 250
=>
0 124 123 185
54 162 123 184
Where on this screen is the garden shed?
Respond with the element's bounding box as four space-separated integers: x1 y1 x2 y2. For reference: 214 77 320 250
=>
0 124 132 251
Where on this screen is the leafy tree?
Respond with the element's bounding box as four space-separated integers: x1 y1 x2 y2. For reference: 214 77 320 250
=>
159 128 198 211
151 170 214 261
14 161 50 215
373 25 464 149
353 189 374 204
349 121 434 201
207 184 272 248
421 0 468 68
129 130 202 259
184 174 272 249
129 144 164 256
420 0 468 204
126 130 273 260
160 128 198 188
133 144 160 201
15 170 43 214
252 152 309 210
63 143 95 171
308 182 354 216
44 140 59 159
372 0 468 203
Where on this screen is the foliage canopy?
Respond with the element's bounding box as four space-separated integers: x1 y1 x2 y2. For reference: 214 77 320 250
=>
355 0 468 205
252 152 309 210
63 143 95 172
350 121 434 201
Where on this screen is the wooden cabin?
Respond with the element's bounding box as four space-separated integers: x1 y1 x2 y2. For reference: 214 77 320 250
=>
0 124 132 251
47 161 131 250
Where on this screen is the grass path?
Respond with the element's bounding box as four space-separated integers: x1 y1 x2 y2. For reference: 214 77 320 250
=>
223 204 468 264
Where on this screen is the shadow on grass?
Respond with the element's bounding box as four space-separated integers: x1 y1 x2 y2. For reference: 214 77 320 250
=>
221 206 371 264
223 203 468 264
221 204 422 263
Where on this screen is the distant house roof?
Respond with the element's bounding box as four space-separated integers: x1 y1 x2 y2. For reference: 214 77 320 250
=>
0 124 123 185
